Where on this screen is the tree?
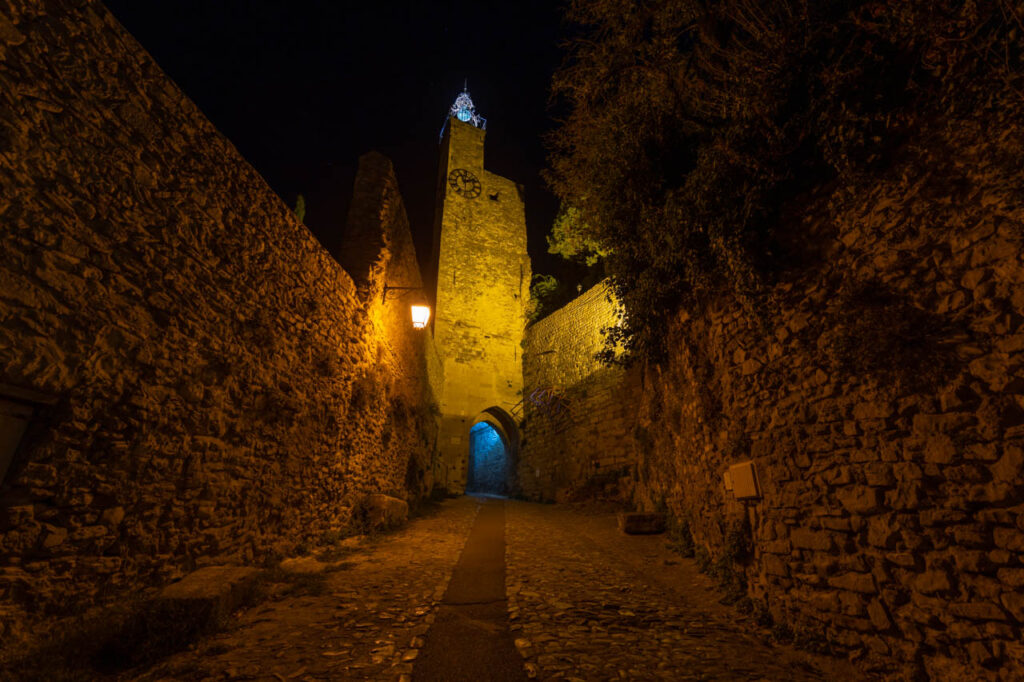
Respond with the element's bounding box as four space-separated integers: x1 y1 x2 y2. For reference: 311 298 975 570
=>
547 204 608 266
546 0 1021 364
293 194 306 223
527 274 560 323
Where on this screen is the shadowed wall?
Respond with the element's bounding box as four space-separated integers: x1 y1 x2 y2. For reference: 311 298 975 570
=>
0 0 437 656
520 108 1024 677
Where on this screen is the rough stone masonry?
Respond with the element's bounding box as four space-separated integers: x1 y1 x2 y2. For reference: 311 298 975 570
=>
2 0 1024 679
518 101 1024 680
0 0 439 655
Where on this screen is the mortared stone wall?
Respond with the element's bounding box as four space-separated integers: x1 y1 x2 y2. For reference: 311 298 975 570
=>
635 109 1024 679
519 281 639 502
430 117 531 493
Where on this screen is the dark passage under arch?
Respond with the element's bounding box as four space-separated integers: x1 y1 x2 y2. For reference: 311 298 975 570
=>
466 421 508 495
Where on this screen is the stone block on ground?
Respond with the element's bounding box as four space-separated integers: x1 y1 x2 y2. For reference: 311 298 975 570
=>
155 565 260 630
279 556 329 574
618 512 666 535
94 565 262 667
364 493 409 530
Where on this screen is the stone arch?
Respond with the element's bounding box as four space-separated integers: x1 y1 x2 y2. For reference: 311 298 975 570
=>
465 406 519 496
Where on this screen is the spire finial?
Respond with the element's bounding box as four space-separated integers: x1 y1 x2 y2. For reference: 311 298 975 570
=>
448 84 486 129
439 81 487 141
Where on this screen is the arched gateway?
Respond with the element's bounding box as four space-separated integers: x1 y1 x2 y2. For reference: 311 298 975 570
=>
465 407 519 495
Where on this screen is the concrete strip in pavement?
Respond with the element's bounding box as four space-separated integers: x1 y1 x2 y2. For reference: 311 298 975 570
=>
413 497 527 682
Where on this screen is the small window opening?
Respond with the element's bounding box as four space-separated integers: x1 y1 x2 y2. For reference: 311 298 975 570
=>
488 191 500 201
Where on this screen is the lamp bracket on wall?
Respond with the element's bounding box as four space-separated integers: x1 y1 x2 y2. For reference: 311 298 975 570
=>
382 285 423 303
382 285 431 329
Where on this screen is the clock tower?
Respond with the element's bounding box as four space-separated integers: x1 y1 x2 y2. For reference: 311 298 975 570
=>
430 89 531 493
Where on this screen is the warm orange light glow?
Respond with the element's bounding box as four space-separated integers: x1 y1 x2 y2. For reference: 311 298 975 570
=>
411 304 431 329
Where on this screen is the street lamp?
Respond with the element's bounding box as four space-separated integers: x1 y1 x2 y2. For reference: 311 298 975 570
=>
382 285 431 330
410 303 431 329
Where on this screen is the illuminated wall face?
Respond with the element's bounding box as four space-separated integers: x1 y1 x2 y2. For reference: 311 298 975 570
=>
467 422 507 494
431 116 531 492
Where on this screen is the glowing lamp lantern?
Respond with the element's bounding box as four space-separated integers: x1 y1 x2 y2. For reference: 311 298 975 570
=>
411 303 431 329
383 285 431 330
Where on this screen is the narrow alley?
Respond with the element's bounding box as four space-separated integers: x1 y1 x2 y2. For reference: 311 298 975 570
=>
126 498 861 681
4 2 1024 680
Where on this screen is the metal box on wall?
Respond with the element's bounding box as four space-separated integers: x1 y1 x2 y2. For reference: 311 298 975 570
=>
726 460 761 500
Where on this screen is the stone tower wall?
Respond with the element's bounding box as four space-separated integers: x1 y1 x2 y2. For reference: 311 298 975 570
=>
0 0 438 652
432 118 531 492
519 282 640 502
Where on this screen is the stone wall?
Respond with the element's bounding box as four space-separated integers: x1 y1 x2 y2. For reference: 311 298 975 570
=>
633 107 1024 679
519 282 640 502
341 150 443 431
0 0 437 654
514 104 1024 678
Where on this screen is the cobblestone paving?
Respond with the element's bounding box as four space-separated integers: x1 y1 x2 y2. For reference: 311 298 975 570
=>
125 498 864 681
128 498 479 682
505 501 863 681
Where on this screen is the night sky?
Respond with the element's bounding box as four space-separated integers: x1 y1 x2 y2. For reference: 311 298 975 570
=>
103 0 567 279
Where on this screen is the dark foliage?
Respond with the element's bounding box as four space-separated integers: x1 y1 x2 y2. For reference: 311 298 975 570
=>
666 513 696 558
824 280 963 393
527 268 607 324
693 513 753 604
546 0 1024 364
527 273 560 323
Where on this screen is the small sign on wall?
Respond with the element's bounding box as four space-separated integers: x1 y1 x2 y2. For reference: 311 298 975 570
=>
725 461 761 500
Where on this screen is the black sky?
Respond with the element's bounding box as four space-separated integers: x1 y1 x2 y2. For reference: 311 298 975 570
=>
103 0 568 279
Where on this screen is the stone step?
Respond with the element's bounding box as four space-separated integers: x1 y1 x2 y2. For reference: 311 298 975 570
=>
155 565 261 629
95 565 261 669
363 493 409 530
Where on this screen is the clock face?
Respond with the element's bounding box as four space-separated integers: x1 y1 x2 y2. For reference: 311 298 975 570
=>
448 168 482 199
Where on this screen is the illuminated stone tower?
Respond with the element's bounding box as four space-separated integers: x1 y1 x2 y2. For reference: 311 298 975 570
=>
431 89 531 492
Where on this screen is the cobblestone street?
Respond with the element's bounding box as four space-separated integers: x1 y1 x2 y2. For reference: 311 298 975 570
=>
129 498 479 682
505 502 861 681
124 497 862 681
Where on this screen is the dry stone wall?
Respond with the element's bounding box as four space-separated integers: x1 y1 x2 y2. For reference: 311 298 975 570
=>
341 150 442 437
634 108 1024 680
0 0 437 655
520 282 640 502
516 106 1024 679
